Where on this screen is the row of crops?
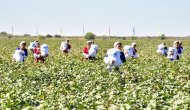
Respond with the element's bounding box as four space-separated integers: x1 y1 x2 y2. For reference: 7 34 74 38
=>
0 38 190 109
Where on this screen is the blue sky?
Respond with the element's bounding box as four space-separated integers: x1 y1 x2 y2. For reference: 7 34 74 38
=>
0 0 190 36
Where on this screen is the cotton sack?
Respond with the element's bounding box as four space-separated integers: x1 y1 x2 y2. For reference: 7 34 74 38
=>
124 45 133 58
60 42 71 52
89 44 98 57
28 42 36 50
41 44 48 57
157 44 168 55
104 48 122 67
167 47 177 60
13 50 25 62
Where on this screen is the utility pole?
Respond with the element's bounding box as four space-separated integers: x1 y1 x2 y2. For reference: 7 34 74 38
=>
37 26 39 37
109 27 111 37
60 27 63 37
83 27 85 36
133 28 135 36
11 26 14 35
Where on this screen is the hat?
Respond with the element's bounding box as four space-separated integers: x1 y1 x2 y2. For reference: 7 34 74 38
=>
132 42 136 46
174 41 179 44
114 42 122 47
87 41 92 44
20 41 26 46
173 41 179 46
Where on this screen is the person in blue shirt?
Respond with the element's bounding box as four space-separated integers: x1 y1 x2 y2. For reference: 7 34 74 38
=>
15 41 28 62
104 42 126 73
114 42 126 63
173 41 183 60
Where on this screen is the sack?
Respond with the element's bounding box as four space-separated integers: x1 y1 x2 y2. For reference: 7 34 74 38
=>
124 45 134 58
89 44 98 57
28 42 36 50
157 44 168 55
13 50 25 62
104 48 122 67
60 42 67 50
41 44 48 57
167 47 177 60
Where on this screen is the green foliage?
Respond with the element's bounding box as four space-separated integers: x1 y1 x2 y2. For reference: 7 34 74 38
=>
0 38 190 109
54 34 61 38
84 32 95 40
24 34 31 37
0 31 8 36
46 34 53 38
159 34 166 40
131 36 137 40
38 35 46 40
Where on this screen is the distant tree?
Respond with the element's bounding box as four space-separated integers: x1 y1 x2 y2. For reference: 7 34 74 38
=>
38 35 46 40
84 32 95 40
24 34 31 37
159 34 166 40
46 34 53 38
54 34 61 38
0 31 8 37
0 31 7 36
7 34 12 39
131 36 137 40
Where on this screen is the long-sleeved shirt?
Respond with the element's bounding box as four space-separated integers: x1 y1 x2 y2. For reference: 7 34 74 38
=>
33 47 45 62
16 48 28 57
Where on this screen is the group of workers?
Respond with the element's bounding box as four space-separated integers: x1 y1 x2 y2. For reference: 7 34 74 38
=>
156 41 183 61
12 39 183 72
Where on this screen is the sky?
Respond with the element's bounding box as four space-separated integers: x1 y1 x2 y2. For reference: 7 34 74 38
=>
0 0 190 36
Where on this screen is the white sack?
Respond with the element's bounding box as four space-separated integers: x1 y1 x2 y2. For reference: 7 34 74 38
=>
104 48 122 67
167 47 177 60
41 44 48 57
124 45 134 58
28 42 36 50
89 44 98 57
13 50 25 62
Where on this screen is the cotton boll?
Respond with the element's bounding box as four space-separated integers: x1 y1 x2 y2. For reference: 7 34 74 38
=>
13 50 25 62
41 44 48 57
124 45 133 58
89 44 98 57
167 47 177 60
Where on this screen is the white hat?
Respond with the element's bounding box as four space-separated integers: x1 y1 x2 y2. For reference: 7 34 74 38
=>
20 41 26 46
173 41 179 46
87 41 92 44
132 42 136 46
114 42 122 47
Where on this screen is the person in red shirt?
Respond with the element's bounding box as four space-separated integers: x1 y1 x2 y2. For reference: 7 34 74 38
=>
83 41 95 60
33 41 48 63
